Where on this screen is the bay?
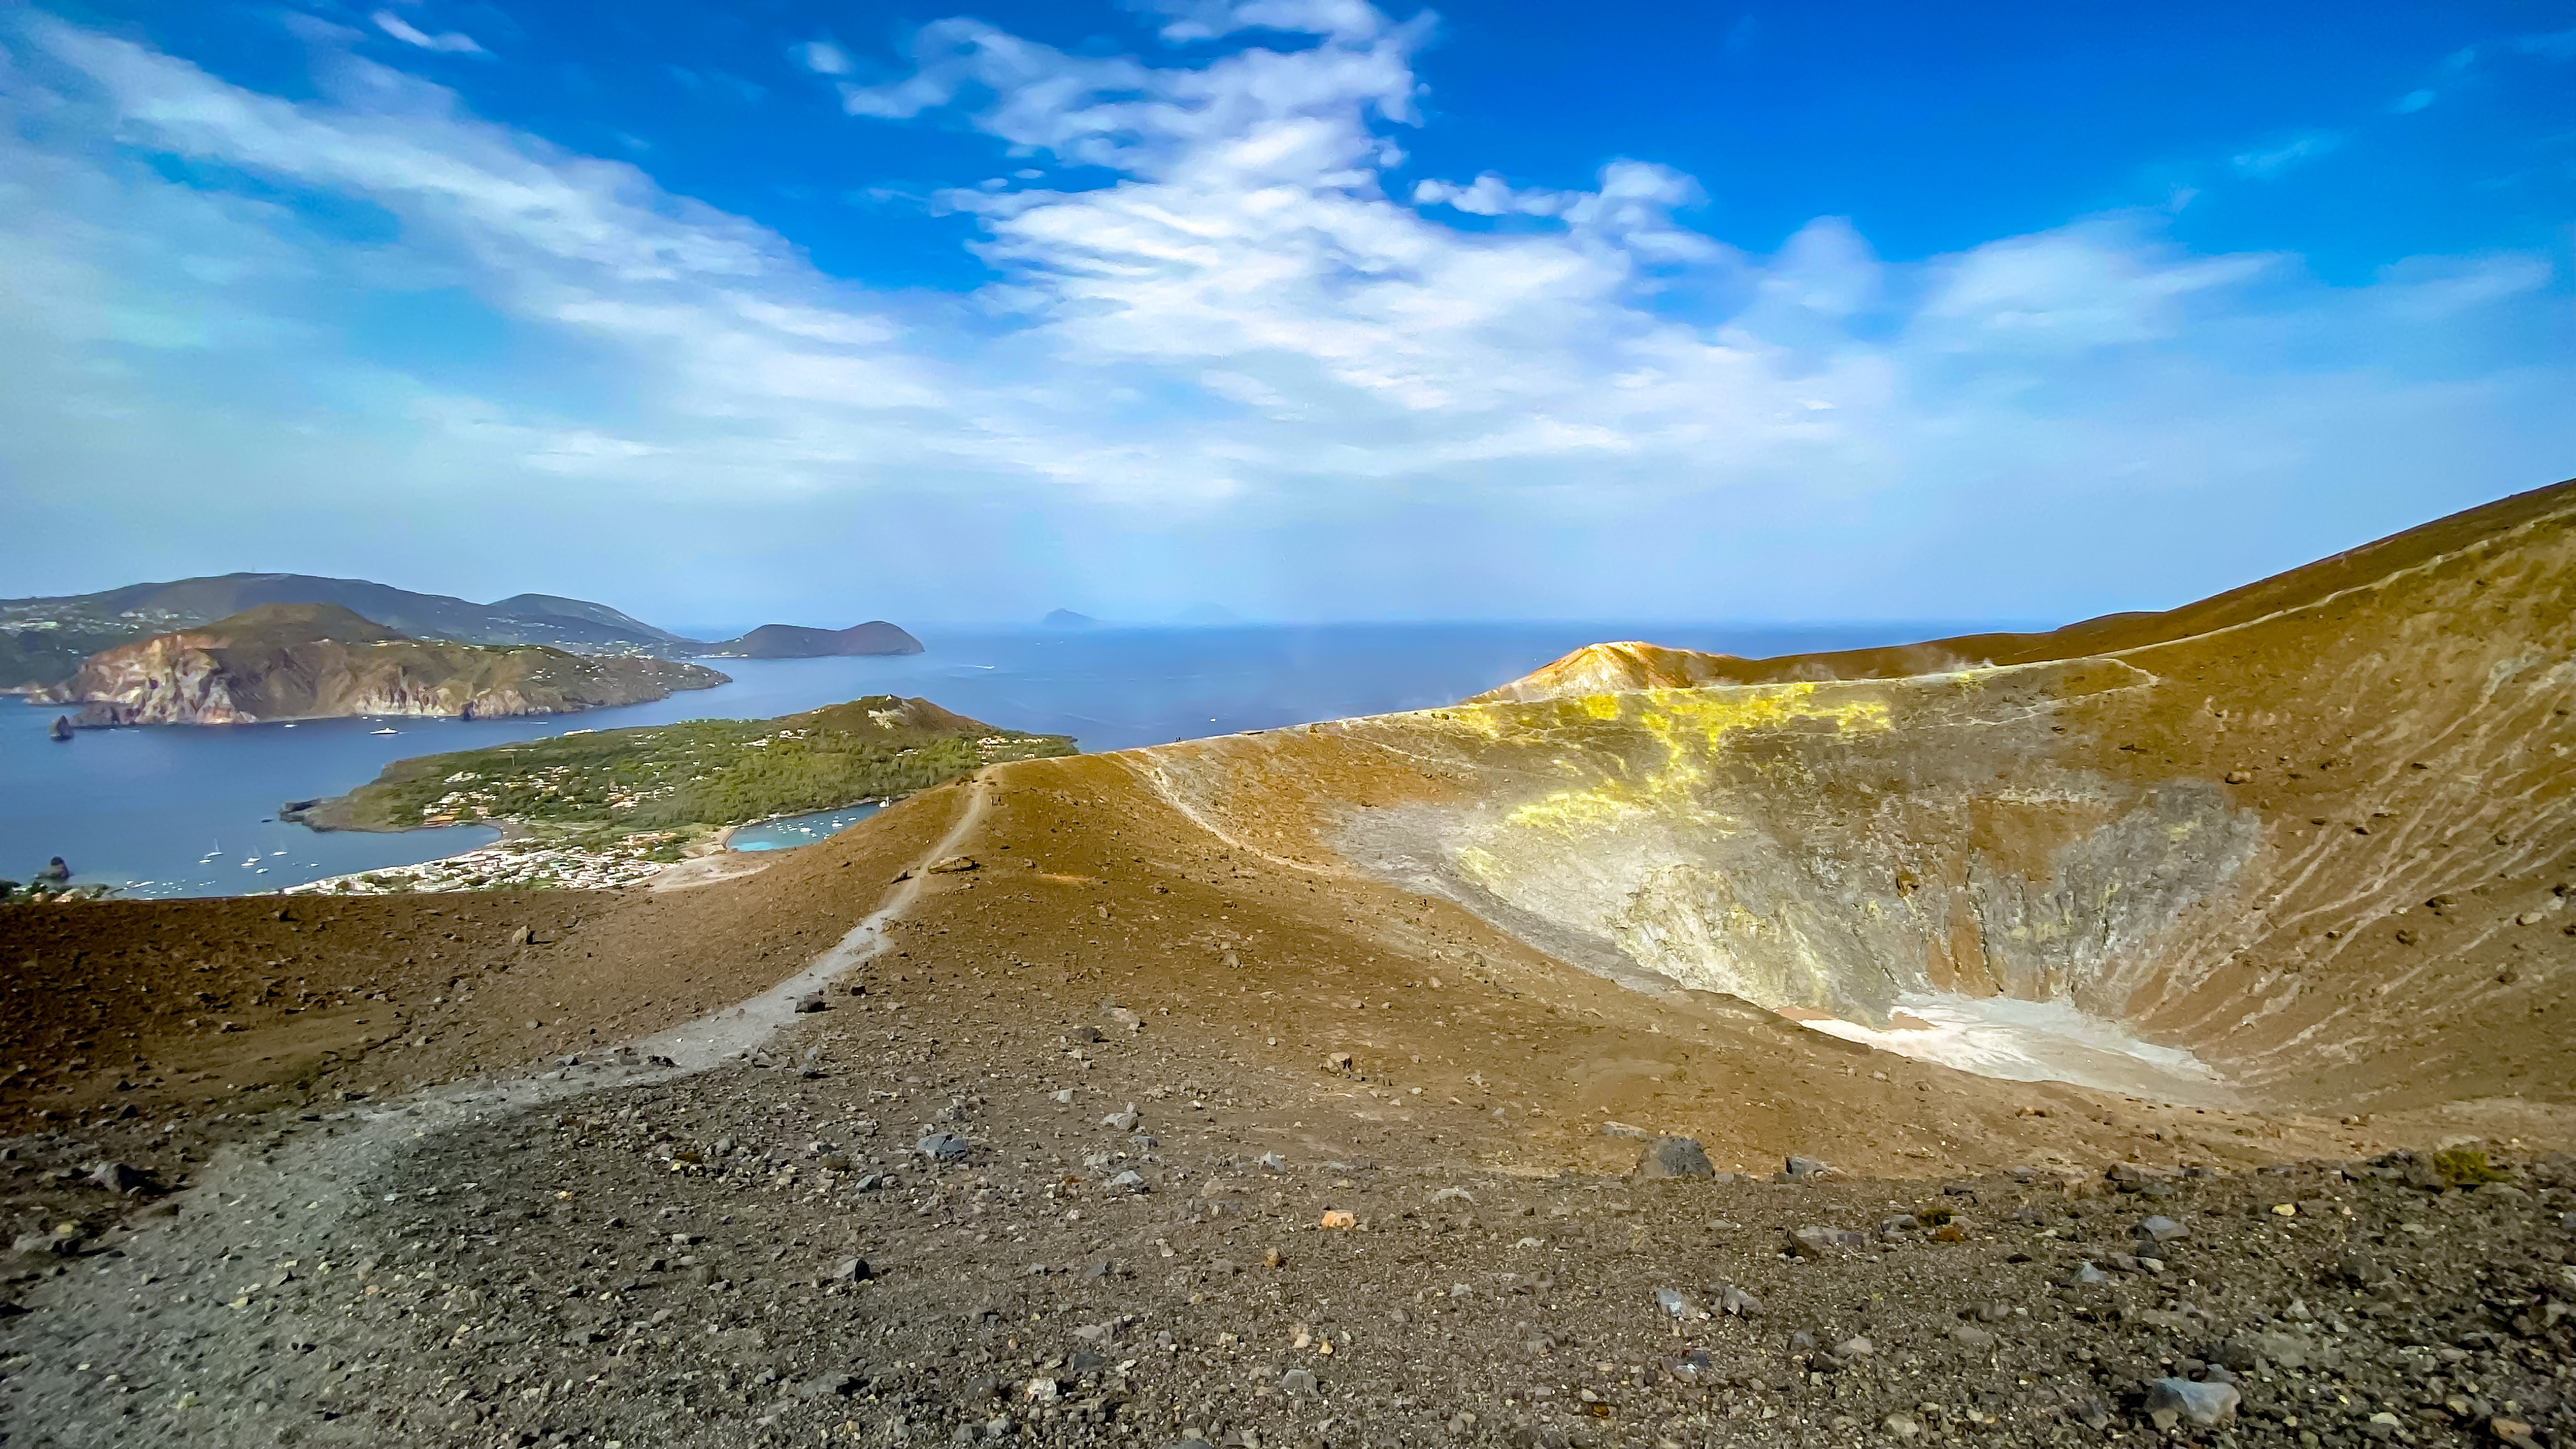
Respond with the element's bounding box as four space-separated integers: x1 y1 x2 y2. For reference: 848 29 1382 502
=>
0 620 1979 896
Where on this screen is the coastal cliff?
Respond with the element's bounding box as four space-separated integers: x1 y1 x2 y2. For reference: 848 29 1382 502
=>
49 603 728 726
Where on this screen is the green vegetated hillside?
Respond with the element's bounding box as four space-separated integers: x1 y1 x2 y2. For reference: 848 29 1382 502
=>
297 696 1074 843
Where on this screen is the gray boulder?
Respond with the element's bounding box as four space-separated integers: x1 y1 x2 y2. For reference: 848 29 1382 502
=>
1637 1136 1714 1179
2143 1377 2239 1429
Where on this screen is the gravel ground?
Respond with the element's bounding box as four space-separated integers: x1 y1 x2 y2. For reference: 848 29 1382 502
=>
5 990 2572 1449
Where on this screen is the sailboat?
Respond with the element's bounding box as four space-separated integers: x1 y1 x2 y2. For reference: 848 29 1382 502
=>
371 727 401 735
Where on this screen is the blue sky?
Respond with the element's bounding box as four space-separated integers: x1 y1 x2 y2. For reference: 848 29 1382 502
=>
0 0 2568 629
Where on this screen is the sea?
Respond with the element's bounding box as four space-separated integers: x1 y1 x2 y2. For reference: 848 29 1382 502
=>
1 622 1970 899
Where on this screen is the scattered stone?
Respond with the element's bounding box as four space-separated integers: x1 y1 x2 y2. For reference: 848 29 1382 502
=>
1258 1153 1287 1173
2143 1377 2239 1429
1883 1412 1922 1439
916 1133 970 1163
1319 1210 1355 1230
1278 1368 1318 1396
2107 1162 2175 1193
1052 1089 1075 1104
1779 1156 1828 1182
2135 1215 2189 1244
1104 1005 1144 1032
1710 1282 1760 1316
1653 1287 1703 1321
1105 1170 1147 1194
2068 1261 2111 1285
2494 1418 2542 1449
797 1374 862 1400
928 856 979 873
1950 1325 1998 1350
85 1161 153 1196
1785 1225 1864 1258
826 1257 873 1284
1636 1136 1714 1179
1104 1106 1142 1132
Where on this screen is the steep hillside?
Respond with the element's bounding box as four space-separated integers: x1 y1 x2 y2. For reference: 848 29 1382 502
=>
486 592 687 643
1475 480 2576 703
48 603 727 726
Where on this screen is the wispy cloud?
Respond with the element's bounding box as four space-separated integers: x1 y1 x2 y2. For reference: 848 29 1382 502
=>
370 9 484 56
2229 130 2340 177
792 40 851 77
0 4 2564 622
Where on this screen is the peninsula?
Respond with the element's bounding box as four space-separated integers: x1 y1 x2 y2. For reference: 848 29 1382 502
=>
279 694 1073 892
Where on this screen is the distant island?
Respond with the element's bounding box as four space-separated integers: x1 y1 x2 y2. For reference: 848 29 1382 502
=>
1041 609 1100 629
43 603 727 727
281 694 1073 893
0 571 926 690
691 621 923 658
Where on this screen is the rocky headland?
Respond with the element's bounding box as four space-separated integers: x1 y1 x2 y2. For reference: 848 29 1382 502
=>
44 602 728 726
0 572 703 691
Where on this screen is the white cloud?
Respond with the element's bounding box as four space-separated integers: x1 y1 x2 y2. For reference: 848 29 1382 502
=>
2393 88 2436 113
793 40 851 77
371 10 484 55
0 5 2565 625
2229 130 2340 177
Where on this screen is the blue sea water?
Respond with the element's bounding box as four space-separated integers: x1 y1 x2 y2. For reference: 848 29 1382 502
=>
726 803 885 852
0 621 1986 897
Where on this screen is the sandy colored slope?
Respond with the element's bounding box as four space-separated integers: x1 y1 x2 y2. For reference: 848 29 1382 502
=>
1471 478 2576 700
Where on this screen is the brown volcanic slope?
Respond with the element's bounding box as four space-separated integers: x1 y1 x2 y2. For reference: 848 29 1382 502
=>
50 602 727 725
7 479 2574 1183
1473 478 2576 702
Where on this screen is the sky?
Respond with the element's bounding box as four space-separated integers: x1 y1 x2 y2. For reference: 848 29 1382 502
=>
0 0 2569 631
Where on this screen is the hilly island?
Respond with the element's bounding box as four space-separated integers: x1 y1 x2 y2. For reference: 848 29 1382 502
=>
1 571 926 694
42 602 728 726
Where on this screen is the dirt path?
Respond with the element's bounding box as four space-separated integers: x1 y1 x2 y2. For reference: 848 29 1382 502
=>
0 774 997 1446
